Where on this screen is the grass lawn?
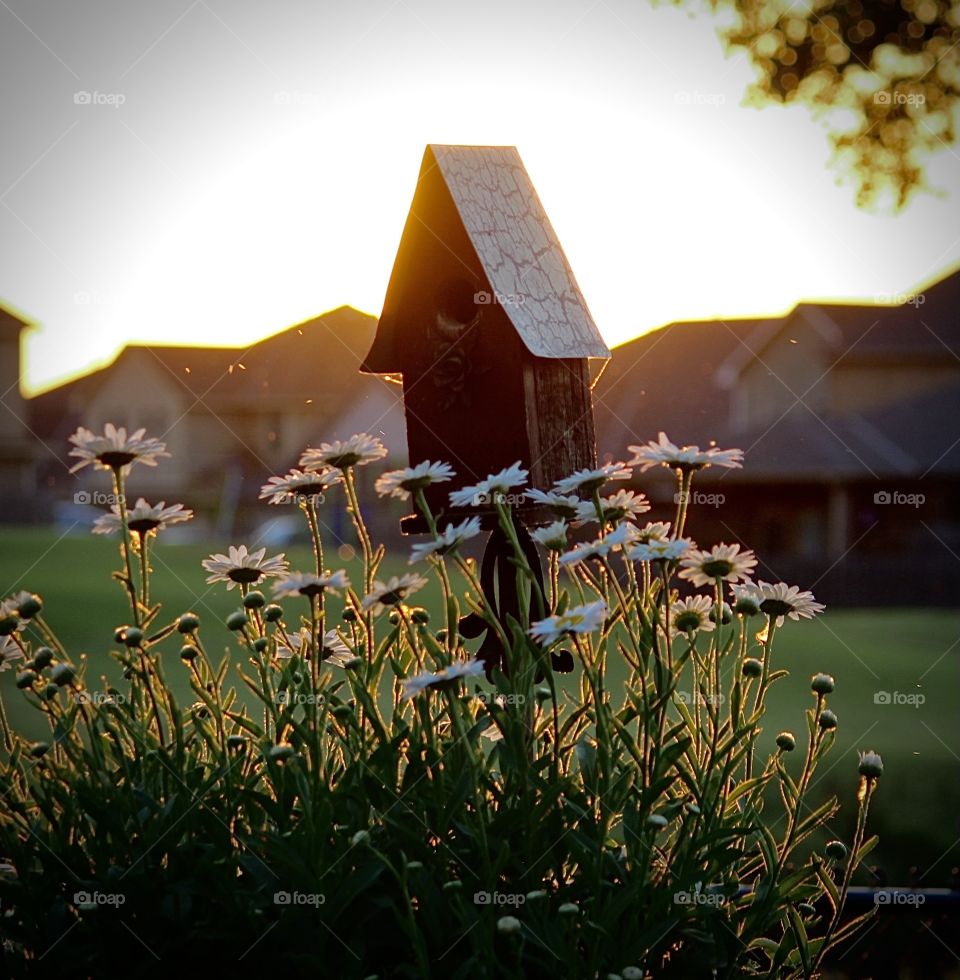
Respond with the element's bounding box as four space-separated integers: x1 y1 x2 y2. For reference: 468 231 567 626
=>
2 525 958 882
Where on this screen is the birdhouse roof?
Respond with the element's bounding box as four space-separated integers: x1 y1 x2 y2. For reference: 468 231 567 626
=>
367 144 610 368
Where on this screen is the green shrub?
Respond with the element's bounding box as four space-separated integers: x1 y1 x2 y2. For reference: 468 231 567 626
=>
0 427 881 978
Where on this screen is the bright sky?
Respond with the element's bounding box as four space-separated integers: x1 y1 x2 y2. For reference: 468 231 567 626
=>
2 0 958 396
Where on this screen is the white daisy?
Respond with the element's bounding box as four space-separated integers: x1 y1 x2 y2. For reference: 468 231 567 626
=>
678 544 757 588
92 498 193 536
300 433 387 471
0 635 25 671
68 423 169 473
361 574 429 613
558 523 636 567
633 521 672 543
448 462 528 508
202 545 289 590
625 537 693 563
275 628 354 666
530 520 569 551
529 600 607 645
627 432 743 473
524 489 583 521
272 570 350 599
259 469 340 505
400 658 485 699
551 462 632 496
409 517 482 564
575 489 651 524
661 595 716 637
375 461 456 500
753 581 825 626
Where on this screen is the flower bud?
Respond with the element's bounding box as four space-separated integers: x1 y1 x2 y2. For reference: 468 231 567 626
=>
526 889 547 901
351 830 370 847
811 673 835 695
263 604 284 623
226 610 249 631
818 708 838 730
29 741 49 757
411 608 430 625
405 860 424 871
647 813 668 829
179 644 199 662
825 840 848 861
253 637 269 653
858 750 883 779
558 902 579 916
16 594 42 619
50 663 75 686
243 590 265 610
123 627 144 648
177 613 200 634
535 686 553 703
114 626 128 644
709 602 733 625
742 658 763 678
32 647 53 670
341 607 358 623
268 743 295 762
798 902 817 916
734 596 761 617
776 732 796 752
226 734 247 751
497 916 522 934
442 880 462 892
15 670 37 689
388 610 401 626
0 613 20 636
43 683 60 701
623 969 643 980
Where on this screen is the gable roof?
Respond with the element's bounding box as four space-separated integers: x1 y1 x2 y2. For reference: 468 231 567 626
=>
594 316 770 454
717 266 960 383
365 144 609 370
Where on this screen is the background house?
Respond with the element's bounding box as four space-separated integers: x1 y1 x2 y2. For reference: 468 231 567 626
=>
29 306 408 541
593 266 960 605
0 305 36 522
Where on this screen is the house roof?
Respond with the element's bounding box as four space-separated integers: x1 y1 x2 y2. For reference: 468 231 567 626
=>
366 144 610 369
716 266 960 383
594 316 771 454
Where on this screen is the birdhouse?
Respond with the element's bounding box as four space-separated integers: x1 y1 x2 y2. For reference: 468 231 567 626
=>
361 144 610 529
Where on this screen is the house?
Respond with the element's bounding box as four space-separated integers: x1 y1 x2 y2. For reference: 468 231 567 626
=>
29 306 407 536
0 305 37 521
593 266 960 605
